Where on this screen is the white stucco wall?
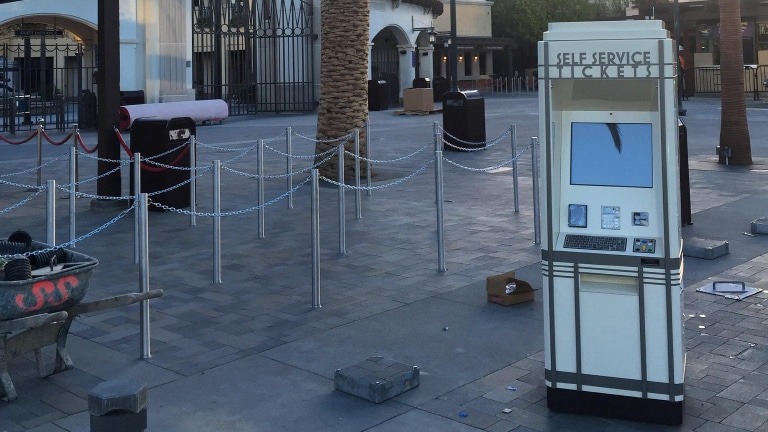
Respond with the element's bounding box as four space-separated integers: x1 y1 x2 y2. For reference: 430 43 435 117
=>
0 0 196 103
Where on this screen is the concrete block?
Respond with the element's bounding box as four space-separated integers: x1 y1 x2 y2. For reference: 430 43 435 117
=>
751 218 768 234
334 356 419 403
88 378 148 416
683 237 729 260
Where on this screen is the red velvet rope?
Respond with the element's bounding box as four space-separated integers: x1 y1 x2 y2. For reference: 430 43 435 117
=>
76 134 98 154
114 127 190 173
0 131 38 145
41 130 74 146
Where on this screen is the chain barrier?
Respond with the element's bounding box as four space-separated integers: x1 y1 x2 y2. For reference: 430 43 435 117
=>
53 164 124 189
344 143 430 164
113 127 192 173
292 130 354 144
221 150 338 180
41 130 75 146
142 167 213 198
0 178 43 190
264 142 338 159
320 158 435 191
78 151 132 164
440 126 512 152
0 188 45 215
442 144 532 173
149 174 312 216
0 153 70 178
0 203 136 259
0 130 38 145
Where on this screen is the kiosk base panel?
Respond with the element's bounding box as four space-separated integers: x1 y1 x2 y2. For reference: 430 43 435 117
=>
546 386 683 425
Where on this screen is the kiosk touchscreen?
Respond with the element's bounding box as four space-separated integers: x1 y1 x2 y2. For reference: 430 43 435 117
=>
538 21 684 425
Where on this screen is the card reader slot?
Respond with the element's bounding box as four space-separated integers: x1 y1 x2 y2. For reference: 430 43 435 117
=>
640 258 660 267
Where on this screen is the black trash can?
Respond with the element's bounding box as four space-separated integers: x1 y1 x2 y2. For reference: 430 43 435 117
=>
678 118 691 226
442 90 486 151
120 90 145 106
78 90 97 129
368 80 389 111
413 77 431 89
130 117 195 210
432 77 448 102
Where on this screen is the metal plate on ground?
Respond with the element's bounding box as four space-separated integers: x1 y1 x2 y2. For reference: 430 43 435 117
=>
334 356 419 403
696 281 762 300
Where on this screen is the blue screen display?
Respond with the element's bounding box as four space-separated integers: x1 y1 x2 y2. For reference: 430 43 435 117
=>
570 122 653 188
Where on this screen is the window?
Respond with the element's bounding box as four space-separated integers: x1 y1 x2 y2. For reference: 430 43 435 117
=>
479 52 486 75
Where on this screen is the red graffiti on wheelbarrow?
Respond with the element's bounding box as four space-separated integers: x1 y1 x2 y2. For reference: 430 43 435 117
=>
14 275 78 313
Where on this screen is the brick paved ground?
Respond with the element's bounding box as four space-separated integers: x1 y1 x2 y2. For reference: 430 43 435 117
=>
1 95 768 431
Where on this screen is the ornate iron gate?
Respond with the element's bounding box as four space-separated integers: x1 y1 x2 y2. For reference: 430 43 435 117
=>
192 0 316 114
1 42 97 133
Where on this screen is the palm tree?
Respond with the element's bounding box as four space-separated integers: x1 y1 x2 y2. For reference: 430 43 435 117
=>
315 0 370 177
718 0 752 165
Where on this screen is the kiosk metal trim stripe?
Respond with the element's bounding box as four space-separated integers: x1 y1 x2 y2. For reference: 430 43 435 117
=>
639 265 649 398
574 262 583 391
545 369 684 397
542 40 558 389
543 250 682 268
658 39 677 403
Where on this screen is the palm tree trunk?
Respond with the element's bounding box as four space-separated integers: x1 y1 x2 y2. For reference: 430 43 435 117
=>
315 0 370 178
718 0 752 165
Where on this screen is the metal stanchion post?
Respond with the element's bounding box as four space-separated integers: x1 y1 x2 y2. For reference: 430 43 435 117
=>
139 192 151 359
190 135 197 226
366 118 372 196
213 160 222 283
133 152 141 264
434 122 446 272
511 124 520 213
532 137 541 245
73 125 80 193
337 143 346 254
311 169 321 309
69 148 76 246
258 140 265 238
354 129 362 219
287 127 293 209
36 121 44 187
46 180 56 246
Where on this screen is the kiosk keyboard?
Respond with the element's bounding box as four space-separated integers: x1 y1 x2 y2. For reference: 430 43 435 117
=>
563 234 627 252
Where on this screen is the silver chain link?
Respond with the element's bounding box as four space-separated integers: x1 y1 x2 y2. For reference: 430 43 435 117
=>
344 144 430 164
0 188 45 215
292 130 354 144
441 144 531 173
263 142 338 159
440 126 512 151
149 174 312 216
320 158 435 191
0 153 70 178
0 203 136 259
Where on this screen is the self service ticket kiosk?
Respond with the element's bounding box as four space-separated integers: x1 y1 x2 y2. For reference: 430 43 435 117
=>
538 21 684 425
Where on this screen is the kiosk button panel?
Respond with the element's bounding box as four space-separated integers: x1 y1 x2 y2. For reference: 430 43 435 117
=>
564 234 627 251
633 238 656 253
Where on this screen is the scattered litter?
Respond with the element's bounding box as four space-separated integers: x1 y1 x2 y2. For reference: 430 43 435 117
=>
502 408 513 414
442 326 449 331
742 232 755 237
458 411 468 418
506 385 517 391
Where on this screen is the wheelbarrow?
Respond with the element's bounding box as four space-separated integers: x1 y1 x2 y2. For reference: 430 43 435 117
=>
1 241 164 401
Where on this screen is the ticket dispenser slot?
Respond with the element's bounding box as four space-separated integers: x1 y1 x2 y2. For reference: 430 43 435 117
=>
539 21 684 425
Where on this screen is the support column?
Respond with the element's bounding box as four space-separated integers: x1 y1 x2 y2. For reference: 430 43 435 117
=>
96 0 122 200
397 44 416 99
419 46 435 80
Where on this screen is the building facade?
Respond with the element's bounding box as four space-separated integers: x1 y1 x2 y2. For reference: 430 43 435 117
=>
0 0 498 127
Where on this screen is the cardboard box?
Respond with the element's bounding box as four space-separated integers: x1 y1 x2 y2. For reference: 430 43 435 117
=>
485 272 534 306
403 88 434 112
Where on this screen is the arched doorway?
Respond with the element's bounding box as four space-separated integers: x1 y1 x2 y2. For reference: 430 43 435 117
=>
371 26 408 105
0 16 97 132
